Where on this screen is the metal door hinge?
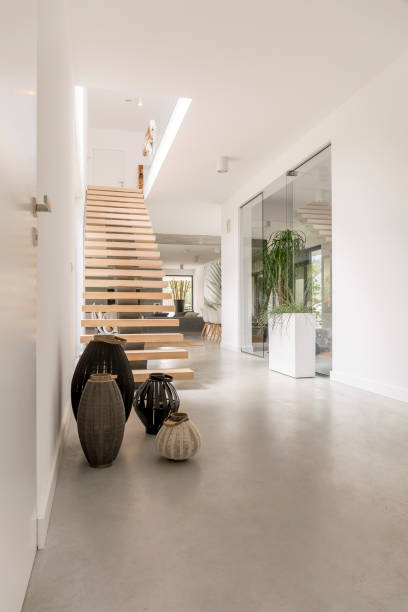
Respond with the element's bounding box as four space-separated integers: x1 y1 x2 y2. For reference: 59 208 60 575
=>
32 194 51 217
32 227 38 246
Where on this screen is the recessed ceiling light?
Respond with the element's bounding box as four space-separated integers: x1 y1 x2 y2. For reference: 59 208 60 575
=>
137 97 143 107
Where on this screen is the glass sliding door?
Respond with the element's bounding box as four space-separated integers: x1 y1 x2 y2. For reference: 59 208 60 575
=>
287 145 332 374
238 146 332 373
240 193 264 356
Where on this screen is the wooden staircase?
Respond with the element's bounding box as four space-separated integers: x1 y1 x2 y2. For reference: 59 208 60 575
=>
81 185 194 383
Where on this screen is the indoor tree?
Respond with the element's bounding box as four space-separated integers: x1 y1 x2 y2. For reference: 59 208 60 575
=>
261 229 306 313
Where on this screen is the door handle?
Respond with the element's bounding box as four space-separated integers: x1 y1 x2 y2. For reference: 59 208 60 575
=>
32 194 51 217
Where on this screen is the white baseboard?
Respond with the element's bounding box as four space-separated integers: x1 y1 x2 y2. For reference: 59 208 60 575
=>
37 399 72 549
330 370 408 404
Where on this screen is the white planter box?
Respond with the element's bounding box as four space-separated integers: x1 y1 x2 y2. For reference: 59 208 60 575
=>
268 313 316 378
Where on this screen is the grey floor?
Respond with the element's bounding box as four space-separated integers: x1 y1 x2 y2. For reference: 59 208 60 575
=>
23 338 408 612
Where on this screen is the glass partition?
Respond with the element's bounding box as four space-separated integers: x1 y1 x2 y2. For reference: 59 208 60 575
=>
288 146 332 374
239 193 264 356
239 146 332 374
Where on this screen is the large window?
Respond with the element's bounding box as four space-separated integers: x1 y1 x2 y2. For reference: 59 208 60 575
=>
163 275 193 312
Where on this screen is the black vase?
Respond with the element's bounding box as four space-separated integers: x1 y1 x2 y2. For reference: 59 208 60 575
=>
174 299 185 313
133 373 180 434
71 335 134 421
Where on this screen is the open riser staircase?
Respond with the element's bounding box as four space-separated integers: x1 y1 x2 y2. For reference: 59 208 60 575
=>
81 185 194 383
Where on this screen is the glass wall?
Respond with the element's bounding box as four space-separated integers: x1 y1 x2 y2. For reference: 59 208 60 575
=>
239 193 263 356
239 146 332 373
289 146 332 374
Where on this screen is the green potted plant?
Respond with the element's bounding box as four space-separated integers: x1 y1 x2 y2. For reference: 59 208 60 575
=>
259 229 316 377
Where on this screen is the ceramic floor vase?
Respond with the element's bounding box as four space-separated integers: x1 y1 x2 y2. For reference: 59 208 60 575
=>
155 413 201 461
77 373 125 468
133 373 180 435
71 334 134 421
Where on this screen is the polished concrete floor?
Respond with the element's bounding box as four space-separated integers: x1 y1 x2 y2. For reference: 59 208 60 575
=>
23 339 408 611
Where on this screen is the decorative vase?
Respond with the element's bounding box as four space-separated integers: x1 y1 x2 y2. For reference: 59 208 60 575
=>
133 373 179 434
155 413 201 461
174 299 185 313
71 334 134 421
77 373 125 468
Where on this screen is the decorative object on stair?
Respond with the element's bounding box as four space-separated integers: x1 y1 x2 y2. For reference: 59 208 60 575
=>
169 279 190 314
155 413 201 461
91 305 118 334
71 334 134 421
77 373 125 468
134 373 180 435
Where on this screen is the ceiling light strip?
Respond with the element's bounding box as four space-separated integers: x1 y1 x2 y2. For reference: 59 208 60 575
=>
144 97 192 198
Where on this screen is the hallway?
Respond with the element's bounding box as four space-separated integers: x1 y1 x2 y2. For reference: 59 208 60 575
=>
23 341 408 612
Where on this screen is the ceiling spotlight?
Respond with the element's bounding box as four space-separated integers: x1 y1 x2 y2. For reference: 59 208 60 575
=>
217 156 228 173
137 97 143 107
125 98 133 102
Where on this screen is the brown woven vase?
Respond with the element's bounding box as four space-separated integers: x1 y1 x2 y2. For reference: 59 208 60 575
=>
77 373 125 468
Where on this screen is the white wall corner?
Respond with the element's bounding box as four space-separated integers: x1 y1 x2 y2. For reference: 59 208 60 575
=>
330 371 408 404
37 399 72 549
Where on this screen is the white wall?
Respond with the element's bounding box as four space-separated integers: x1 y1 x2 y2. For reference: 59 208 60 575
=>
222 51 408 402
0 2 38 609
149 200 221 236
36 0 83 547
193 265 205 314
88 127 144 188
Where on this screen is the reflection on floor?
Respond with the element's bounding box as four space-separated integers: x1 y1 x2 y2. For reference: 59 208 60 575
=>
23 334 408 612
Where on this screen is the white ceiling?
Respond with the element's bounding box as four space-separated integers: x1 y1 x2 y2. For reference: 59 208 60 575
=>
88 88 177 133
69 0 408 215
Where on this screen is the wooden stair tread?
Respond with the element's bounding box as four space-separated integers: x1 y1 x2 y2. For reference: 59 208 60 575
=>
85 268 164 278
86 218 152 228
86 225 154 234
81 333 184 344
85 249 160 258
87 196 146 205
132 368 194 382
83 291 171 300
84 279 168 288
87 185 142 193
82 305 174 313
85 258 163 268
86 200 148 215
86 212 150 221
81 318 179 328
126 349 188 361
85 241 158 250
86 232 155 242
86 205 150 215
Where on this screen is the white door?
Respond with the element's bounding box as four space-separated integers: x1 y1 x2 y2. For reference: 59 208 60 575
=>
0 2 38 611
92 148 125 187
